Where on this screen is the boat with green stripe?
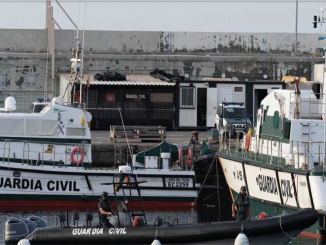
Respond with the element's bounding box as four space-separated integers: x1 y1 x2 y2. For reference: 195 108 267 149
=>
216 78 326 238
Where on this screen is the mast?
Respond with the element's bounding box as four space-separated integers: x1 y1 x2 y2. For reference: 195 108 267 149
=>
294 77 300 119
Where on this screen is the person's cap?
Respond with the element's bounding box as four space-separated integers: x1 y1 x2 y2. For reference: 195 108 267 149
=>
101 191 108 197
240 186 247 191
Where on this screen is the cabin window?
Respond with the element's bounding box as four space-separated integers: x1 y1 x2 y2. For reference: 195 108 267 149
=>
284 120 291 139
263 110 266 122
273 111 279 129
25 119 58 136
13 172 21 177
26 75 36 87
180 87 195 109
234 87 243 93
0 74 6 86
67 127 86 136
0 119 24 136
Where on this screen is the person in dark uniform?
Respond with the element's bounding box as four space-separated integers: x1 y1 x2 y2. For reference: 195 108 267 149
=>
232 186 251 221
98 191 113 227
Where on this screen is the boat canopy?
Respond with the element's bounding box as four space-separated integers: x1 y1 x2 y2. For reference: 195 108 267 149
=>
135 141 178 165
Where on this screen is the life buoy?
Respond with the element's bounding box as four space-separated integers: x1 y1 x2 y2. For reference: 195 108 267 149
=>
178 147 182 165
70 148 84 165
186 148 192 166
113 175 120 193
133 217 139 227
125 176 130 187
245 128 252 151
258 212 268 220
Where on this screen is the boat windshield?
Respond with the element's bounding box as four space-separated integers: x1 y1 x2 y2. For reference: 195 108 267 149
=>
223 107 246 118
33 104 45 113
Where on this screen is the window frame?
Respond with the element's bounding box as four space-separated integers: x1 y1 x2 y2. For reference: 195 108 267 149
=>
233 86 244 93
180 86 196 109
0 74 6 86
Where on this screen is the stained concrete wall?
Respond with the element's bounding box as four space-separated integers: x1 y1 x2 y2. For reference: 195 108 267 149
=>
160 32 321 54
0 29 322 54
0 28 324 112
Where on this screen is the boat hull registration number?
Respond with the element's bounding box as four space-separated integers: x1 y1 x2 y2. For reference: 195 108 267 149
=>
166 178 190 188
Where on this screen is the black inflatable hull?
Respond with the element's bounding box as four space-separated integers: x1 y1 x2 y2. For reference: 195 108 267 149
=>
23 209 318 245
193 154 216 174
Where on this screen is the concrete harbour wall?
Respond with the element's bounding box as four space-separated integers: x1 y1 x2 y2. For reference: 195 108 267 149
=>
0 29 324 112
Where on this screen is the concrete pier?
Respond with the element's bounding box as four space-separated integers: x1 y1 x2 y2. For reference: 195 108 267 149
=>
91 130 217 166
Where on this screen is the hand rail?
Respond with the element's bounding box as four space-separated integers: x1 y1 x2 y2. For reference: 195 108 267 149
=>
3 140 11 164
22 142 30 165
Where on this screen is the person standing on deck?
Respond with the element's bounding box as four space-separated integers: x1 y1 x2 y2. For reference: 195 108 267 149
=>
98 191 114 227
232 186 251 221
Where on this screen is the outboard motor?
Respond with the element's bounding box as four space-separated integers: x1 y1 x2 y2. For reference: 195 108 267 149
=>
109 215 119 228
20 219 37 234
86 209 93 227
27 216 48 228
4 218 29 244
116 201 131 226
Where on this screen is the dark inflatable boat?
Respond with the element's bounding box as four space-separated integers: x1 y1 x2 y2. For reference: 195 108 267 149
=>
20 209 318 245
193 153 216 174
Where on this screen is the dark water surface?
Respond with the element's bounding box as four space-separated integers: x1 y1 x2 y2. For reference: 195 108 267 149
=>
0 209 323 245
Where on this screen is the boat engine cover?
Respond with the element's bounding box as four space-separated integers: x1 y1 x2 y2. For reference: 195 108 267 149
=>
20 219 37 234
109 215 119 228
4 218 29 244
119 166 132 174
27 216 48 228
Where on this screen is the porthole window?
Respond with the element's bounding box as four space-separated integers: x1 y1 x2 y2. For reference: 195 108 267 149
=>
13 171 21 177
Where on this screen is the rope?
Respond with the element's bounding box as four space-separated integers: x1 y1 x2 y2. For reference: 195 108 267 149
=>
241 219 245 232
192 153 217 207
117 107 138 180
216 155 221 222
279 215 295 240
282 166 303 212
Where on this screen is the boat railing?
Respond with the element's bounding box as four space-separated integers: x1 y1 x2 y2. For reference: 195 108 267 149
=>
62 102 86 111
289 92 324 119
0 139 87 168
220 130 326 171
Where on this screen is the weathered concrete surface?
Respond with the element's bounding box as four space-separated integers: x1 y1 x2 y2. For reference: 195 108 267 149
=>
0 29 322 55
91 130 213 167
160 32 321 54
0 29 324 113
91 143 218 167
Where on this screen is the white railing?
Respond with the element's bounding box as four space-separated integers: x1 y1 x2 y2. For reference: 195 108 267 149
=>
0 139 88 168
219 130 326 171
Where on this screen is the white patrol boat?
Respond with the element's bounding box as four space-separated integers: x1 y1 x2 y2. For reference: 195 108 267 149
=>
0 38 199 212
216 77 326 238
0 95 198 211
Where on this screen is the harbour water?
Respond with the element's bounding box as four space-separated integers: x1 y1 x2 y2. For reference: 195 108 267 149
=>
0 208 323 245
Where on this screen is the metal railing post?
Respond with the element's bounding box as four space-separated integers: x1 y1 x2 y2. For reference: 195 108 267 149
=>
319 143 321 167
270 137 272 164
2 140 6 163
229 129 231 156
297 141 300 169
304 142 307 167
65 146 68 168
266 138 269 164
53 145 55 168
22 142 25 165
260 139 263 161
42 144 44 166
